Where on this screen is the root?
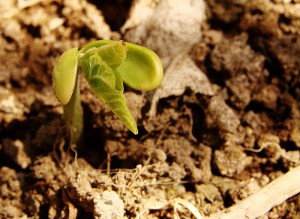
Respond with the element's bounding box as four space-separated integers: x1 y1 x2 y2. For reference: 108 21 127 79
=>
245 141 299 163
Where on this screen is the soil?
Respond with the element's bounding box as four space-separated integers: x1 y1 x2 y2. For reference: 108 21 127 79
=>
0 0 300 218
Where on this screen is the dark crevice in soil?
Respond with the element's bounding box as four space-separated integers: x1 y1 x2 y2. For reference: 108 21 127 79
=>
223 192 234 208
0 153 24 170
23 24 42 38
205 58 226 87
38 205 49 219
189 103 206 141
78 105 106 168
111 156 139 170
208 20 242 36
88 0 133 31
71 26 96 40
184 181 196 193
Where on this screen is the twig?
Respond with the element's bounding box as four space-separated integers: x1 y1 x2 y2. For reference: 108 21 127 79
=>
206 165 300 219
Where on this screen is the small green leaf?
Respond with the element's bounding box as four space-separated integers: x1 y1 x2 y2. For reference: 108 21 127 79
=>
94 41 127 69
79 41 127 69
81 53 116 89
53 47 78 105
81 54 138 134
89 79 138 135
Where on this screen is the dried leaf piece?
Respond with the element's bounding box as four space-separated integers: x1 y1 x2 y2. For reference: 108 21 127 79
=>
150 56 214 116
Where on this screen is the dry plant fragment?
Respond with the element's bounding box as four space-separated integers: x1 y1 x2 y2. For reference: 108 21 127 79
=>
174 198 203 219
206 165 300 219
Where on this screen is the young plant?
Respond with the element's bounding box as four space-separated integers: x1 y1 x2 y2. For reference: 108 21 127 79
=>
52 40 163 144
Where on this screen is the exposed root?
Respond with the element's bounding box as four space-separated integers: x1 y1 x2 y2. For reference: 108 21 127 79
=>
245 141 299 163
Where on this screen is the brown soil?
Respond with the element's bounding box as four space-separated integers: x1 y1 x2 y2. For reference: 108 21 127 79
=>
0 0 300 218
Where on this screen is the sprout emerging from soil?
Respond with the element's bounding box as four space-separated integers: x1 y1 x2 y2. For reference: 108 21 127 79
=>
52 40 163 143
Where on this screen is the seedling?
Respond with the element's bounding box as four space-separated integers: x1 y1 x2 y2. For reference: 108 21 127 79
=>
52 40 163 143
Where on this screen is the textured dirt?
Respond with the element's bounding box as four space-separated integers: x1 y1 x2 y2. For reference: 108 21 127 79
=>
0 0 300 218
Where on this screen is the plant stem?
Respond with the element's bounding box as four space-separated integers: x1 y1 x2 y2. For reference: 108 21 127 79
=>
63 73 83 144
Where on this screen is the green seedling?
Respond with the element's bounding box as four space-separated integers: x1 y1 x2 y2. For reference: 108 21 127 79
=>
52 40 163 144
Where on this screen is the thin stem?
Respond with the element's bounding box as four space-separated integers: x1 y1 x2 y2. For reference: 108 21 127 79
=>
63 73 83 144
